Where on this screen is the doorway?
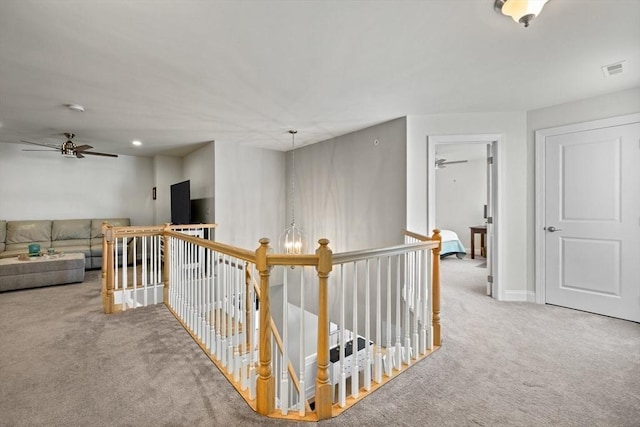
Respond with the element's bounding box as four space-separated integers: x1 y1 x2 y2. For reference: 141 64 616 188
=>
427 134 502 299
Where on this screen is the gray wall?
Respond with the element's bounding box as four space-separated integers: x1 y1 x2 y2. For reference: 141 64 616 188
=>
0 142 154 225
293 117 407 254
290 118 407 333
214 141 285 250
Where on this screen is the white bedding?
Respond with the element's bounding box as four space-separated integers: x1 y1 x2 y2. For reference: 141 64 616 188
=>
439 229 466 258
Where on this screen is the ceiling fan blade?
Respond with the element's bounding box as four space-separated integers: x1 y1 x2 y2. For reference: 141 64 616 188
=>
75 152 85 159
20 139 60 149
22 149 58 152
82 151 118 158
74 144 93 152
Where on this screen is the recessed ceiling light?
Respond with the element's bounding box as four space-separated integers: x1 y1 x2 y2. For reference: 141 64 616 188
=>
65 103 85 112
132 140 142 146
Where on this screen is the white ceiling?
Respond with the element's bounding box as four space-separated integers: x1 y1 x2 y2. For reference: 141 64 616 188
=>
1 0 638 157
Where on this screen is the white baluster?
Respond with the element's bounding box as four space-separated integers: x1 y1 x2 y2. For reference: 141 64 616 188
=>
403 253 411 366
351 261 359 398
364 259 372 391
241 261 248 390
234 260 241 382
227 258 234 374
248 263 256 401
122 238 128 310
339 264 346 407
298 268 306 416
375 257 383 384
216 254 223 362
280 266 289 415
396 255 403 371
143 236 148 307
221 255 228 367
386 257 393 378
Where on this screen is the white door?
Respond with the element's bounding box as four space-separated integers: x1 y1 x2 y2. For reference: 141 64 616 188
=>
542 121 640 322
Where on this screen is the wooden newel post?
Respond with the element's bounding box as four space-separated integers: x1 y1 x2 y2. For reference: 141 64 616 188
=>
162 223 171 305
431 229 442 346
315 238 333 420
100 221 108 303
256 238 274 415
102 226 115 314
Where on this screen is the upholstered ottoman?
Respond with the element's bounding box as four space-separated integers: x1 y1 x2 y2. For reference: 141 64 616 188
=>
0 253 85 292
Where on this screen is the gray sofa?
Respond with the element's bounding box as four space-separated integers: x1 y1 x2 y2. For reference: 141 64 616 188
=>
0 218 130 270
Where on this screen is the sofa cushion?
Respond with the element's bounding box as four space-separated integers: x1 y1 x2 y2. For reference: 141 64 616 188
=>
52 219 91 241
0 220 6 252
5 221 52 253
6 220 52 244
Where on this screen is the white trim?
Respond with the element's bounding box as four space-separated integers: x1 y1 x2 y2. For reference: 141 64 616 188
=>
534 113 640 305
427 134 503 300
502 290 535 302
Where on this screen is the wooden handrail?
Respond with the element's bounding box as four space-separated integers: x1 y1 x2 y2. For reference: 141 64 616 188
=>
165 230 256 263
402 229 433 242
168 223 217 230
333 241 438 265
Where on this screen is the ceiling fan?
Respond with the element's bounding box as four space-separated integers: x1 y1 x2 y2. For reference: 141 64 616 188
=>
20 133 118 159
435 158 468 169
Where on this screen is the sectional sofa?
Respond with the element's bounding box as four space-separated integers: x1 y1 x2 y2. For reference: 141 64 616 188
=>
0 218 130 270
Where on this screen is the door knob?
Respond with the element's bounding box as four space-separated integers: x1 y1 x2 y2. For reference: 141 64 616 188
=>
546 226 562 232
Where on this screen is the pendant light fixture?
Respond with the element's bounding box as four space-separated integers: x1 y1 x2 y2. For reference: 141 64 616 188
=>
279 130 305 254
494 0 549 27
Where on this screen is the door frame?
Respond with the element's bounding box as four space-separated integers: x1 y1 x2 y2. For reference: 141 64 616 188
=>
427 134 503 299
534 113 640 304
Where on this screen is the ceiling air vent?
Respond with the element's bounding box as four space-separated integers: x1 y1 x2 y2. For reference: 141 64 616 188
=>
602 61 625 77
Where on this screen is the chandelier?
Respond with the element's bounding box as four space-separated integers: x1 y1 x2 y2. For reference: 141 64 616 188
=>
279 130 305 254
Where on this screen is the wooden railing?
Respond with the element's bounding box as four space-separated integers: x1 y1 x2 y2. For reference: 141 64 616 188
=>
101 224 441 421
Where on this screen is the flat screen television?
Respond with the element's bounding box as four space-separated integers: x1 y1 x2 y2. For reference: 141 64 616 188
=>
170 180 191 224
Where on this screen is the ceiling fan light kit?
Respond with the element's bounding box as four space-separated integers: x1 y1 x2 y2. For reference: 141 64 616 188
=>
20 132 118 159
494 0 549 27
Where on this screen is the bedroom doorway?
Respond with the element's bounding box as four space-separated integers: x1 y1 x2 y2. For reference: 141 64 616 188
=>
427 134 501 299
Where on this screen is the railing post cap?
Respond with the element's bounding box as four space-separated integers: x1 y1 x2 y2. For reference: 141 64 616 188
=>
259 237 270 245
318 238 330 246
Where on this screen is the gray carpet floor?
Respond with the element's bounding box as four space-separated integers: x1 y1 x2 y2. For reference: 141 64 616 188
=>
1 257 638 426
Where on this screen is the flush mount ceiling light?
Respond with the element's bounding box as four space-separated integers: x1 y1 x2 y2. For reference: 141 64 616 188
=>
65 103 85 112
132 140 142 146
494 0 549 27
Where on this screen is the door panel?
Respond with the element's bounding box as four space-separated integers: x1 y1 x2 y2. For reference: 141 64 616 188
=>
562 139 620 221
545 123 639 322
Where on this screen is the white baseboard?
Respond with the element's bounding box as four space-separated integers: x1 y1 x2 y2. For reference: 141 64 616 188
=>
502 290 536 302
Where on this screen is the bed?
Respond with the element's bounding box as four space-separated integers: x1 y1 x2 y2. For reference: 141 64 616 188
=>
439 229 466 259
